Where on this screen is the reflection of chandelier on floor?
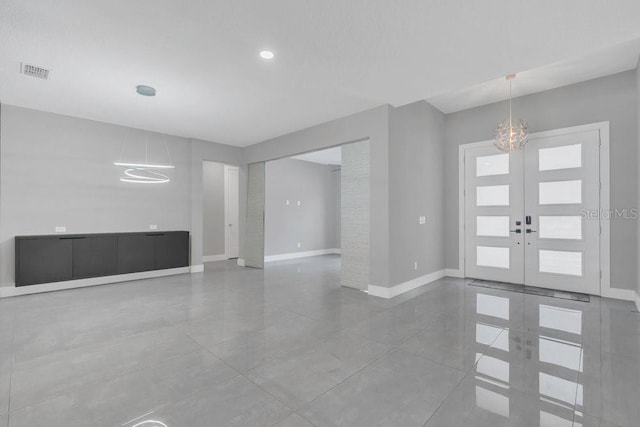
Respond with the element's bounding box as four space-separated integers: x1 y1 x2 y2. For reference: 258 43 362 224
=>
114 85 175 184
494 74 528 153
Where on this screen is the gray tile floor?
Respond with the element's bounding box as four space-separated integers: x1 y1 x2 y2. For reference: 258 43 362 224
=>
0 254 638 426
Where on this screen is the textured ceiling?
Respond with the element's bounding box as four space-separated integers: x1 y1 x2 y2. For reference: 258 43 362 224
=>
2 1 640 146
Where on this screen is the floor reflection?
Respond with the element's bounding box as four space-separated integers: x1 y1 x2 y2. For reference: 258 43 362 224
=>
472 291 584 425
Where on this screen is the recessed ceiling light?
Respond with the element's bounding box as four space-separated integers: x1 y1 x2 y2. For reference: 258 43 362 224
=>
259 50 275 59
136 85 156 96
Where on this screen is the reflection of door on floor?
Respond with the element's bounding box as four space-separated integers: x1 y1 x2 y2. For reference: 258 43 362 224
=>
464 126 602 295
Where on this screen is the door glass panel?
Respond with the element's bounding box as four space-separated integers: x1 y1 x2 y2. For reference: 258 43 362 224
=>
539 337 582 371
539 180 581 205
539 250 582 276
477 246 510 268
491 330 509 351
475 386 510 418
476 216 510 237
476 323 503 346
476 355 510 383
539 305 582 335
540 411 573 427
539 216 582 240
539 373 579 405
539 144 582 171
476 294 510 320
477 154 509 177
477 185 509 206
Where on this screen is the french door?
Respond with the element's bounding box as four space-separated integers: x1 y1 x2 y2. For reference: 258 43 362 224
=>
464 127 601 295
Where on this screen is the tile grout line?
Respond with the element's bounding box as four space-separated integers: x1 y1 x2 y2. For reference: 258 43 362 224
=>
6 330 206 416
420 324 509 427
180 331 303 425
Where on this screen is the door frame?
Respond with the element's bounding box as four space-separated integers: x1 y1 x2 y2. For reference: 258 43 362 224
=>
224 164 240 259
458 121 614 297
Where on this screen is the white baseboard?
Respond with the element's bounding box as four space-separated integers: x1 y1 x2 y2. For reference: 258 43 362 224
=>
600 287 636 301
445 268 464 278
237 258 245 267
264 248 341 263
203 254 227 263
368 269 447 299
634 291 640 312
190 265 204 273
0 267 191 298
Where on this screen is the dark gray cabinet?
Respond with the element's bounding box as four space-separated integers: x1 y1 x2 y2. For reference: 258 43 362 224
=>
155 232 189 269
15 231 189 286
117 234 156 274
16 237 73 285
73 236 118 279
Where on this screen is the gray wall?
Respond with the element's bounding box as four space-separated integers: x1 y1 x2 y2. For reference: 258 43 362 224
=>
265 158 340 256
445 71 638 291
0 105 192 287
0 105 243 287
389 101 446 285
202 161 225 257
243 106 390 288
332 166 341 248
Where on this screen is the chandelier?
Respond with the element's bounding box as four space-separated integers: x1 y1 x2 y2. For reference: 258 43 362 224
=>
114 86 175 183
494 74 528 153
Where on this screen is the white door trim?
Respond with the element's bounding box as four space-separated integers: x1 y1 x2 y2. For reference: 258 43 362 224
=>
458 122 613 298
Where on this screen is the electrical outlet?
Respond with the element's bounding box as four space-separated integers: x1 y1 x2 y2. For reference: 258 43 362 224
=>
149 224 158 230
55 226 66 233
419 216 426 224
414 261 418 270
297 242 301 248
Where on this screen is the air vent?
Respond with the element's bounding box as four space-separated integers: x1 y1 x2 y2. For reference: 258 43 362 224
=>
21 63 50 80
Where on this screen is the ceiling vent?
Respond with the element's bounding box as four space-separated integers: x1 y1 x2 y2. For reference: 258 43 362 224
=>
21 63 50 80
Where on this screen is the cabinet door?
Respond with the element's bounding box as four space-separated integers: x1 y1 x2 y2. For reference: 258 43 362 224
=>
154 232 189 269
16 238 73 286
117 235 155 274
72 236 118 279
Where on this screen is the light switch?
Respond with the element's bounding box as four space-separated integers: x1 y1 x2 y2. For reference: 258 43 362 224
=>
285 200 290 206
414 261 418 270
149 224 158 230
297 242 301 248
55 226 66 233
297 201 301 207
419 216 426 224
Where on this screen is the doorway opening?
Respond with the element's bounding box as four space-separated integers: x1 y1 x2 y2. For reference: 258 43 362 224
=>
202 161 240 263
264 146 342 263
245 139 370 290
459 122 610 296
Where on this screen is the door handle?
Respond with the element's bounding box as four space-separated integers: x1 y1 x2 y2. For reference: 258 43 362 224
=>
526 229 537 233
510 229 522 234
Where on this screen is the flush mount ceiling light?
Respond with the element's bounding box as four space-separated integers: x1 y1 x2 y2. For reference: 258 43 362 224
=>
259 50 275 59
114 86 174 184
494 74 528 153
136 85 156 96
